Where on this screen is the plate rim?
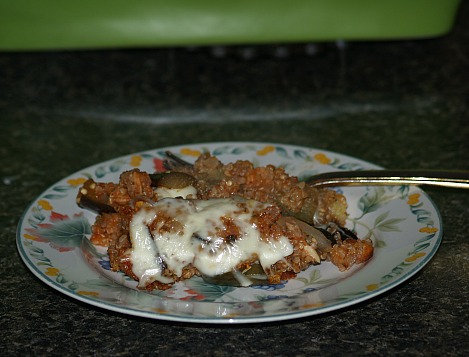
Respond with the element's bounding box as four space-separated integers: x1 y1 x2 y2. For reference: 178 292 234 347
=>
16 141 443 324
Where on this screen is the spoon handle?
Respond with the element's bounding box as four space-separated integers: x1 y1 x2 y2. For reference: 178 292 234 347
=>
307 170 469 189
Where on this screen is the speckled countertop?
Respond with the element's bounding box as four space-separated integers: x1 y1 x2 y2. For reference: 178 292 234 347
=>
1 4 469 357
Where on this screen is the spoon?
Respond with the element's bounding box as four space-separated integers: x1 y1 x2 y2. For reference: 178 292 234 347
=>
306 169 469 189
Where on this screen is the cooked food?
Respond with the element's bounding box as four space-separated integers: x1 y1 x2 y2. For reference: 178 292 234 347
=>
76 153 373 291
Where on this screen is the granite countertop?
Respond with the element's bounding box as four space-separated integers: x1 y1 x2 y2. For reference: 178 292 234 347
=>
1 3 468 356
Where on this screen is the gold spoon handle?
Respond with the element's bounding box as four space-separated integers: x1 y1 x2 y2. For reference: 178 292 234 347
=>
307 170 469 189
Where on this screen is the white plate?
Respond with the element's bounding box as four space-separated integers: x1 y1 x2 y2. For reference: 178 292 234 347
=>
17 142 442 324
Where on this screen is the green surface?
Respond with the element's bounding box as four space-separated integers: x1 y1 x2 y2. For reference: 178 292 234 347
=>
0 0 462 50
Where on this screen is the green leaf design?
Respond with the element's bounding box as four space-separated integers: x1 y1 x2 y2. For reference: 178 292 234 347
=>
81 235 107 259
185 277 236 301
95 166 107 178
110 160 125 172
411 208 431 216
68 282 80 291
416 234 436 244
296 269 322 285
376 218 406 232
336 163 364 171
375 239 387 248
28 245 45 254
28 217 44 229
373 212 405 232
308 269 322 282
34 216 91 249
30 253 50 262
141 153 155 159
53 185 73 193
293 149 309 160
374 211 390 226
412 209 432 221
327 157 340 166
213 146 232 155
56 274 68 284
31 210 46 222
43 193 67 200
37 261 53 267
397 185 410 198
412 242 431 253
296 269 339 287
232 147 247 155
357 187 393 217
155 150 167 158
275 146 289 158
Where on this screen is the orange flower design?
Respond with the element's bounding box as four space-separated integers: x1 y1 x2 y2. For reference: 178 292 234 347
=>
407 193 420 205
38 199 53 211
180 148 202 157
314 153 332 165
23 233 40 241
301 303 325 309
222 313 241 319
405 252 426 262
67 178 87 186
130 155 142 167
256 145 275 156
45 267 60 276
77 291 100 297
419 227 438 234
366 283 380 291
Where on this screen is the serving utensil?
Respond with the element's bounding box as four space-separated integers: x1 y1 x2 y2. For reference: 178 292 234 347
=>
163 150 469 190
306 170 469 189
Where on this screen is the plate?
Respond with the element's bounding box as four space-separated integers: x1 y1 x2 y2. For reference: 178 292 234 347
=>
17 142 442 324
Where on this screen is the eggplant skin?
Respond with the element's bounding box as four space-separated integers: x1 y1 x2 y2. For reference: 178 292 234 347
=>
76 179 116 214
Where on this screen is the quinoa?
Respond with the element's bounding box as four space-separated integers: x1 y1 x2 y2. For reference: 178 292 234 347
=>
171 153 348 226
77 154 373 290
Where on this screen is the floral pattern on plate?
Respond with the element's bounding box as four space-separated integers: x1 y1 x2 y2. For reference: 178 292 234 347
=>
17 142 442 324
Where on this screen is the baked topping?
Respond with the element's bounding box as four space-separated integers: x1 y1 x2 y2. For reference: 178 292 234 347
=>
76 153 374 290
129 197 293 287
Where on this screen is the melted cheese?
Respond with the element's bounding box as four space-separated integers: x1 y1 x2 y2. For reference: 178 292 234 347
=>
129 197 293 288
154 185 197 199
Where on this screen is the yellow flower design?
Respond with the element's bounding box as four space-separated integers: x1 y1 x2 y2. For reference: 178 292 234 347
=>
180 148 202 157
313 153 332 165
366 283 380 291
419 227 438 234
38 199 53 211
130 155 142 167
67 177 87 186
221 313 241 319
405 252 426 262
256 145 275 156
407 193 420 205
45 267 60 276
77 291 100 297
23 233 40 241
301 303 325 309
